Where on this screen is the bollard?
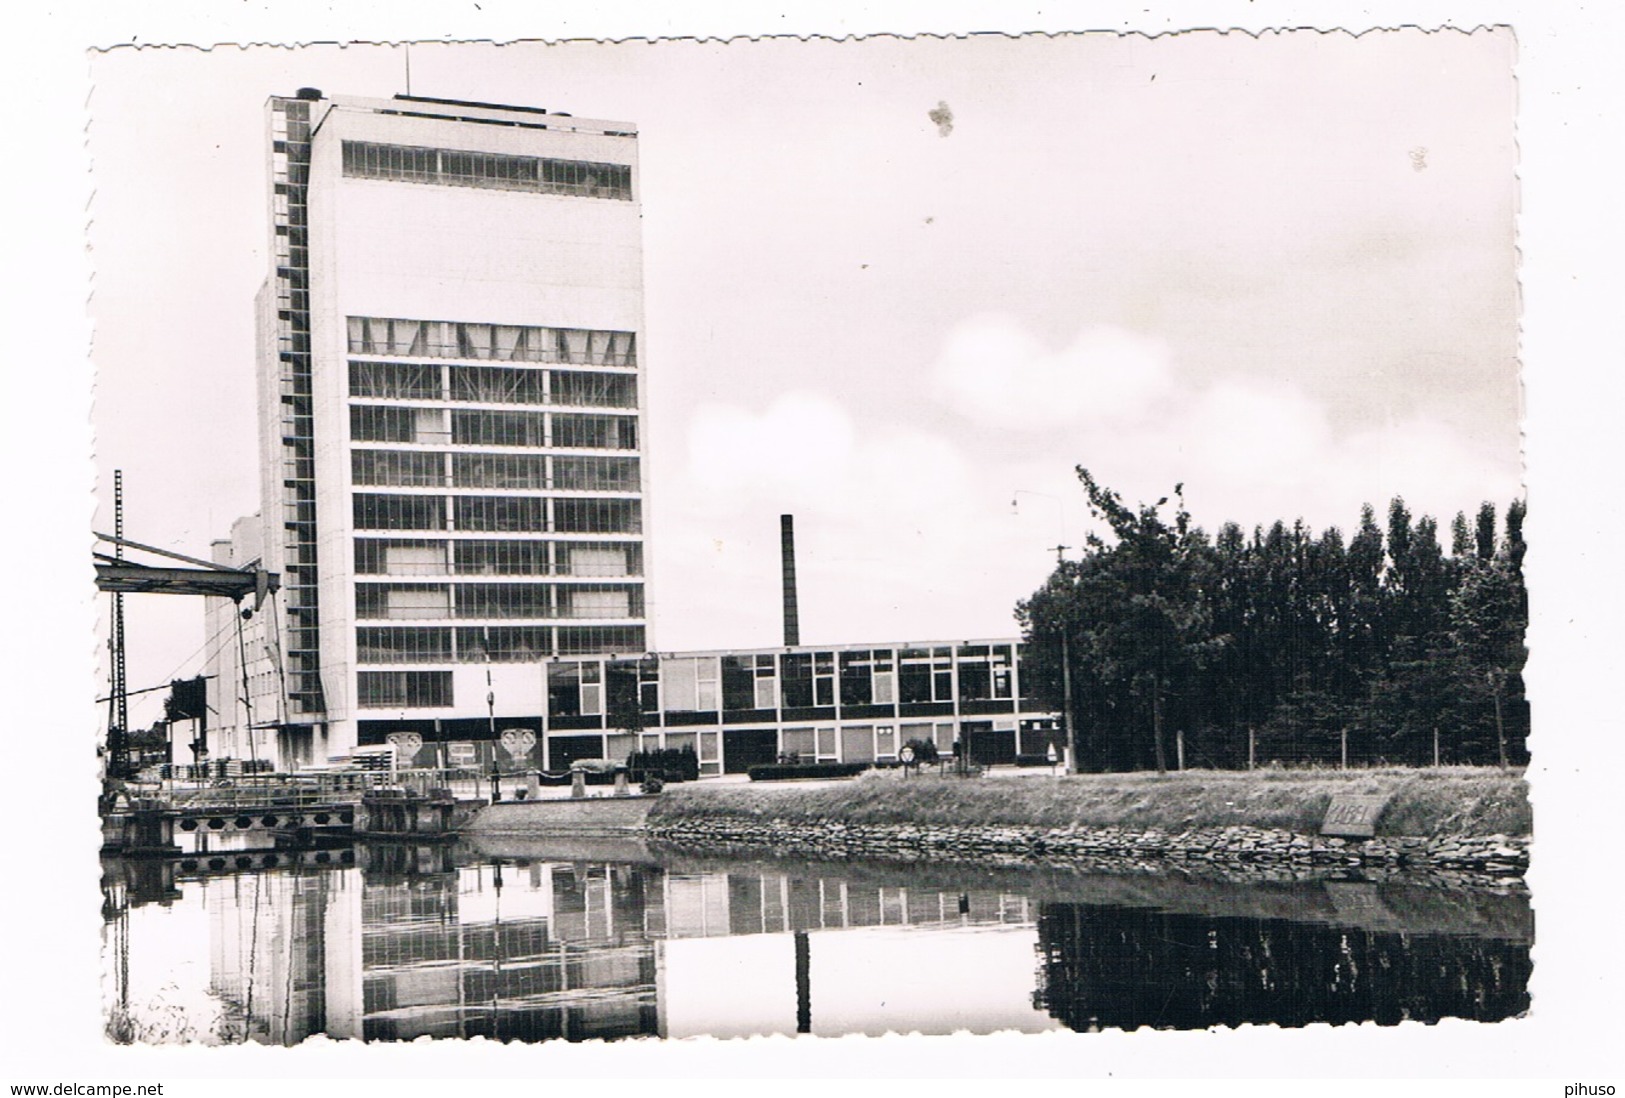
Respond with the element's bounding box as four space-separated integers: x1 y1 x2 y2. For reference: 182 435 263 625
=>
571 769 587 799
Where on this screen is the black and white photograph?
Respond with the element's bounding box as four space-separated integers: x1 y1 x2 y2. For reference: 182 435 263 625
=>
6 2 1623 1086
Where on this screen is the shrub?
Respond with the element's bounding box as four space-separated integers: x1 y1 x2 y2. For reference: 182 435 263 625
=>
627 745 699 783
747 762 870 782
903 738 939 765
641 776 665 795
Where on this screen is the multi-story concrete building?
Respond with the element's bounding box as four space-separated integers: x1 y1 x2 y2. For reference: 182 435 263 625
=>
211 90 649 768
206 90 1059 775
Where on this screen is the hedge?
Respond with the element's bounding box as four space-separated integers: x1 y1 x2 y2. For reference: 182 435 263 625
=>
747 762 869 782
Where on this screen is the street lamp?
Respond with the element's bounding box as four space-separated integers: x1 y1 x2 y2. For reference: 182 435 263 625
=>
1012 490 1078 775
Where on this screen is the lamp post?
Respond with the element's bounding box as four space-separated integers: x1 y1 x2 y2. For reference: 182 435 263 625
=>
1012 490 1078 775
485 626 500 802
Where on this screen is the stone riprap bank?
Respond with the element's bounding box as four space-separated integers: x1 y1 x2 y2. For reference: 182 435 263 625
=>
642 817 1529 879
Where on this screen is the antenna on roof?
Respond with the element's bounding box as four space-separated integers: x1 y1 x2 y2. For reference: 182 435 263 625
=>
405 43 412 97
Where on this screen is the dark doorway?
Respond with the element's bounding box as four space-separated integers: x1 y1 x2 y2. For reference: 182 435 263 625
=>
547 734 605 770
723 727 780 774
965 722 1016 766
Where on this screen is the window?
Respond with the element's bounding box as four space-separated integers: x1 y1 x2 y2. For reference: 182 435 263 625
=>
754 655 778 710
553 497 641 534
561 544 636 577
349 315 636 367
450 365 547 405
350 405 419 443
722 656 755 711
356 584 451 620
453 540 551 575
839 651 873 706
873 650 896 705
661 656 719 711
342 141 633 201
638 657 660 712
357 670 453 708
453 495 548 533
548 661 603 718
553 455 640 492
551 371 637 408
557 625 645 654
779 652 814 708
356 627 453 664
899 647 954 703
955 644 1014 701
815 652 836 707
354 539 447 575
453 583 552 619
876 725 897 759
451 409 547 447
559 585 638 620
353 494 446 531
552 414 637 451
451 452 549 490
455 626 551 662
349 360 442 400
352 450 444 487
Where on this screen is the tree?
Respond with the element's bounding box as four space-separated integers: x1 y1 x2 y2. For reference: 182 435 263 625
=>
1017 469 1224 773
1451 504 1529 768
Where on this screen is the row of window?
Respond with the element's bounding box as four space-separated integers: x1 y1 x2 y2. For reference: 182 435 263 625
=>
353 494 642 534
355 538 640 577
358 670 454 709
342 141 633 201
348 317 635 367
354 644 1026 711
355 582 643 621
350 406 638 451
353 451 640 492
358 626 553 664
540 646 1019 714
350 361 637 408
358 625 646 668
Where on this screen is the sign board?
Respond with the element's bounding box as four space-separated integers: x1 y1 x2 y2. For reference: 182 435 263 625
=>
386 731 423 763
899 746 916 765
1320 794 1391 838
446 742 478 767
499 727 538 761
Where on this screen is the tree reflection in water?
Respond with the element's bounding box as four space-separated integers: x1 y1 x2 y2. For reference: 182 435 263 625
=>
1033 898 1531 1031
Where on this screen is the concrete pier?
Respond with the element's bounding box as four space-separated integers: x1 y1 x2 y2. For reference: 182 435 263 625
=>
467 795 654 836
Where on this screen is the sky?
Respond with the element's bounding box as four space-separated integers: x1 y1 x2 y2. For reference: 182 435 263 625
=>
86 31 1522 729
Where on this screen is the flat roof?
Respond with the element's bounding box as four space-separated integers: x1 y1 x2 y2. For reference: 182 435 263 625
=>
285 91 637 138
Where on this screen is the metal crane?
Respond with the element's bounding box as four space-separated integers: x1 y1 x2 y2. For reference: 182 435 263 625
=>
95 470 279 780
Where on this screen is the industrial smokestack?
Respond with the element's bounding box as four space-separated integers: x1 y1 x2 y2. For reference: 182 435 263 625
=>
780 514 800 647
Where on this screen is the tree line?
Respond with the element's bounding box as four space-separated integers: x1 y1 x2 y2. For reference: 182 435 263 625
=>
1016 468 1528 772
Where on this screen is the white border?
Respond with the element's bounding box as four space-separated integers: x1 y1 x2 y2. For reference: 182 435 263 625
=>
3 1 1621 1086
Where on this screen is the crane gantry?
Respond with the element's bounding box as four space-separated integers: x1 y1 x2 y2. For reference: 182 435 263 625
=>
94 470 280 780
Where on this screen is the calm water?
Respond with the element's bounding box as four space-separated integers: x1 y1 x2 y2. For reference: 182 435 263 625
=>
101 838 1531 1044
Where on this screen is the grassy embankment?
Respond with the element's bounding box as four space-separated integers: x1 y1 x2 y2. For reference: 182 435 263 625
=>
647 766 1530 838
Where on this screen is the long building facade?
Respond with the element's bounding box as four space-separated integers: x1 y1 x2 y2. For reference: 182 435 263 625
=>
205 90 1057 775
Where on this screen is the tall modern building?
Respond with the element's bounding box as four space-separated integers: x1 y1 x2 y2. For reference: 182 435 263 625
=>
210 90 649 768
205 89 1060 778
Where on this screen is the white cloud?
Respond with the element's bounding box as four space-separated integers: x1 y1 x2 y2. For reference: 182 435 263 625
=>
652 321 1521 652
930 315 1174 429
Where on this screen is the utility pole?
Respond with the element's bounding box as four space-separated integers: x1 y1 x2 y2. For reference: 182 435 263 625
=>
107 470 130 781
1048 542 1078 775
1012 492 1078 774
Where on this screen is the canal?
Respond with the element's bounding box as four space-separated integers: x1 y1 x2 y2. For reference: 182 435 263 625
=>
101 839 1531 1044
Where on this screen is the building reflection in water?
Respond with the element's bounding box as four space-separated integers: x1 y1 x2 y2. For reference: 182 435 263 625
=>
102 848 1532 1044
